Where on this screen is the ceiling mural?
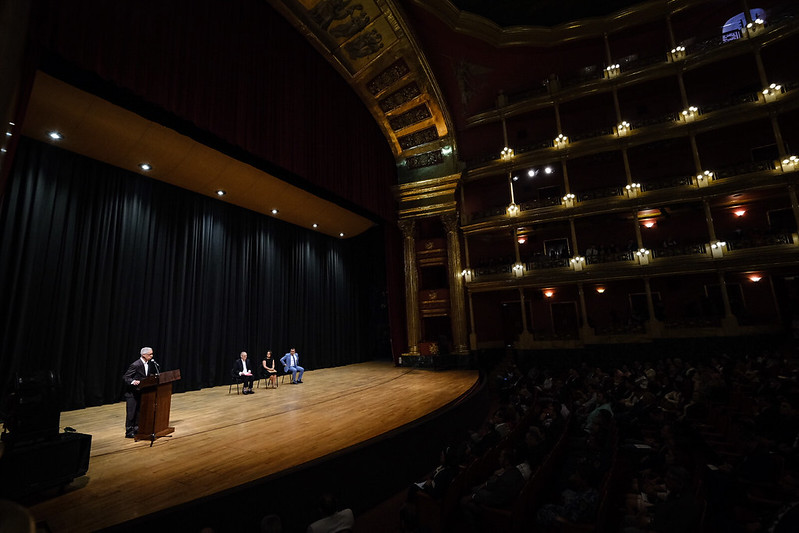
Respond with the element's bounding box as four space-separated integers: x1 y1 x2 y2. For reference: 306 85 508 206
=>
266 0 461 184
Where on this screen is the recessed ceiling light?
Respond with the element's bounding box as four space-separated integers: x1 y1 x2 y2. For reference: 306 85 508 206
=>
47 131 63 140
0 148 6 153
139 163 152 171
339 232 345 237
271 209 279 215
5 132 12 137
312 223 318 228
8 122 15 126
215 189 226 196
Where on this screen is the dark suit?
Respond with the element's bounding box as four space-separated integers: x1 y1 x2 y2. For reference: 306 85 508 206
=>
122 358 150 435
232 358 255 389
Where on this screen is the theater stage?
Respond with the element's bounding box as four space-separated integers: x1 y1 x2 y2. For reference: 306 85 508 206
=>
25 361 480 532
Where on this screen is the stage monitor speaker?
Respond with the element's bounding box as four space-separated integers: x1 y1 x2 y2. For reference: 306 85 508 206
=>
0 432 91 498
1 370 61 447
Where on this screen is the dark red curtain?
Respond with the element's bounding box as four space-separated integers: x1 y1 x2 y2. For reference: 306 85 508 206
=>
31 0 398 222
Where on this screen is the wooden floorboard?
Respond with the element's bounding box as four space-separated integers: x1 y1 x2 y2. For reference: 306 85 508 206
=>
23 361 478 532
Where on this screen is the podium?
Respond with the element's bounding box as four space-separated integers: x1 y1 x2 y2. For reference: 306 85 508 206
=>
135 369 180 444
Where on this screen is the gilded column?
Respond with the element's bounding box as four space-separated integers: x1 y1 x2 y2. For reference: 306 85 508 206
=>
399 219 420 356
442 212 469 355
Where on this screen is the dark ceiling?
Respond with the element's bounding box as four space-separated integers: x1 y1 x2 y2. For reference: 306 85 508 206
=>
449 0 649 27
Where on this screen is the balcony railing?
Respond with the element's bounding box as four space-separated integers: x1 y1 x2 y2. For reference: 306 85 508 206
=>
726 232 794 250
640 175 694 192
714 159 775 179
576 186 625 202
651 244 706 259
585 250 635 264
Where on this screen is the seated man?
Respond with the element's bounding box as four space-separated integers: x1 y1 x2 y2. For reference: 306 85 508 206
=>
233 351 255 394
281 347 305 384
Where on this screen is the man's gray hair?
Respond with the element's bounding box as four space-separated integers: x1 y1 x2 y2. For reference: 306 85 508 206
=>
140 347 153 356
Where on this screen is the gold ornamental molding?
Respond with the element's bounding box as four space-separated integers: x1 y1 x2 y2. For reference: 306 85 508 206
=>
265 0 460 183
393 172 461 218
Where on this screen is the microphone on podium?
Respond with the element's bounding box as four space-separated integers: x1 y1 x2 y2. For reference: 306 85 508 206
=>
151 359 161 375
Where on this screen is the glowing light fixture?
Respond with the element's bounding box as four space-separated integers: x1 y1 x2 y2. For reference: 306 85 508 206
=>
543 289 555 298
562 193 576 208
271 209 279 215
668 46 686 62
616 121 631 137
554 134 569 149
138 163 152 171
680 106 699 122
500 146 515 161
734 209 746 217
512 263 525 277
596 287 606 294
780 155 798 172
748 274 762 282
604 64 620 79
696 170 714 188
643 220 656 228
215 189 226 196
47 131 63 140
761 83 783 103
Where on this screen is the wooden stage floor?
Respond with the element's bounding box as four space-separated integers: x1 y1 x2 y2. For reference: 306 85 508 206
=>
26 361 479 532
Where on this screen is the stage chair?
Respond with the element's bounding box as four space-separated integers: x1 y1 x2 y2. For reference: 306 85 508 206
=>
229 374 244 394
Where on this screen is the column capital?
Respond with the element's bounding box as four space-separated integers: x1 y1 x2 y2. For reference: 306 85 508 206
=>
398 219 416 237
440 212 460 234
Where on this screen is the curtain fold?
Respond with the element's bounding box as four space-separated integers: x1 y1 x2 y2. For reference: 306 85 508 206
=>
0 138 388 409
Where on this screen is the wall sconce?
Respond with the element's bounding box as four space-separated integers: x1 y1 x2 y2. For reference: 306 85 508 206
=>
517 235 527 245
695 170 714 188
543 289 555 298
748 274 762 283
500 146 515 161
636 248 651 265
734 209 746 217
709 240 727 259
554 133 569 149
513 263 525 278
760 83 783 103
461 269 474 283
615 121 631 137
642 220 656 228
595 286 606 294
507 203 520 217
562 193 576 208
625 183 642 198
667 46 686 62
603 64 620 79
780 155 798 172
679 106 699 123
744 18 765 37
570 255 585 271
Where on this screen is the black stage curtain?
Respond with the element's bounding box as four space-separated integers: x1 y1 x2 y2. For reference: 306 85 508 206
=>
0 138 390 410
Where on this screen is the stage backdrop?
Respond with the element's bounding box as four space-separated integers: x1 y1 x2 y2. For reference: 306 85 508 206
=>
0 138 391 410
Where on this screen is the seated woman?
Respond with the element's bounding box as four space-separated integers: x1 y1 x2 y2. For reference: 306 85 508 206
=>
262 350 278 388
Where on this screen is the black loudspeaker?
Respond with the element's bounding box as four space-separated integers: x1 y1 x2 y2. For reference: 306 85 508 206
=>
0 432 92 498
1 370 61 447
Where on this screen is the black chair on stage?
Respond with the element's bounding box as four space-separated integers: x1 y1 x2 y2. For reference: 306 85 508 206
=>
229 368 244 395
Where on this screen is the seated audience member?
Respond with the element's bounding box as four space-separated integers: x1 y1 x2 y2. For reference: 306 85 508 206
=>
621 466 698 533
306 492 354 533
536 461 601 527
411 446 460 500
464 447 532 509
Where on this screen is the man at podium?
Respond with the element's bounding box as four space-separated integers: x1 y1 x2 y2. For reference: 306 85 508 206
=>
122 347 155 438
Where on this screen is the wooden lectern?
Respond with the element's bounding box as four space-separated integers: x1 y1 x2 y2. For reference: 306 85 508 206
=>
134 369 180 445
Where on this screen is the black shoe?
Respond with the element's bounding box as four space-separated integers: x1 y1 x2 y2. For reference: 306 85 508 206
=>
125 433 135 439
297 380 303 383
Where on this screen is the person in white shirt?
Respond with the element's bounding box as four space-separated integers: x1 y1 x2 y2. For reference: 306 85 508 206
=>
233 351 255 395
307 492 354 533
